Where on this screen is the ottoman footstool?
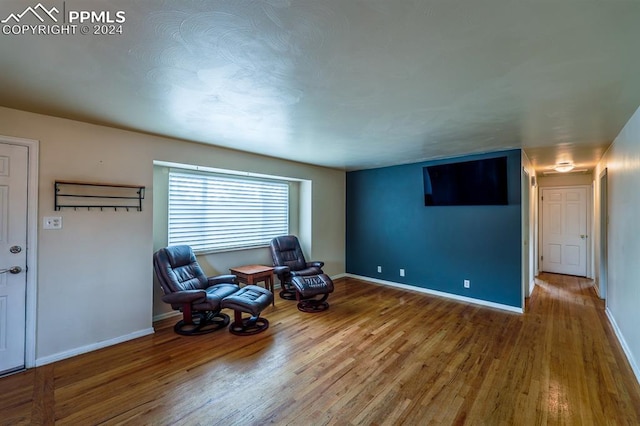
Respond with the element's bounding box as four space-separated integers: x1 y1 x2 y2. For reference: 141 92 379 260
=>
221 285 273 335
291 274 334 313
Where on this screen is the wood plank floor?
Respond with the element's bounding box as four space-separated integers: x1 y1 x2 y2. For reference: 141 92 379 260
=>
2 274 640 425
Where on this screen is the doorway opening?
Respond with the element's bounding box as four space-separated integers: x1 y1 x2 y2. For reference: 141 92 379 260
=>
598 169 608 300
539 186 591 278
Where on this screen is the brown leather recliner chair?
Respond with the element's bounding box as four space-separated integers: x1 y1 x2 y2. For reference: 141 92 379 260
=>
153 245 240 335
269 235 333 311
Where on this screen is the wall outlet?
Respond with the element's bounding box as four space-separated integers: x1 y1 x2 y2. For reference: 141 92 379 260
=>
400 269 405 277
464 279 470 288
377 266 382 273
43 216 63 229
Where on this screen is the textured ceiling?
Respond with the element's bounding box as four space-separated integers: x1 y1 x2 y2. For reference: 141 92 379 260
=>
1 0 640 171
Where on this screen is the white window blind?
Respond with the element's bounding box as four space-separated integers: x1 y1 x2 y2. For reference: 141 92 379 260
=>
168 170 289 253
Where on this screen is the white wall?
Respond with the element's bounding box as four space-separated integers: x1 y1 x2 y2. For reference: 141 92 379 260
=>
593 105 640 382
0 106 345 364
537 173 592 187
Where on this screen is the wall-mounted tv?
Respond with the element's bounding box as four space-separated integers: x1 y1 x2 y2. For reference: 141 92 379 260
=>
423 156 508 206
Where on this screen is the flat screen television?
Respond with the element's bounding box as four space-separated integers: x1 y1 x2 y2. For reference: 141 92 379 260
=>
423 156 508 206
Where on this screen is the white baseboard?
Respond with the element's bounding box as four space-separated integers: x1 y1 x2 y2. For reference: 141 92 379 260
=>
152 311 181 322
591 277 602 298
35 328 155 367
346 274 523 314
605 308 640 385
331 273 349 280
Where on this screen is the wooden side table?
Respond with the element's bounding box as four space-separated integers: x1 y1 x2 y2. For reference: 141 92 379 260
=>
229 264 275 306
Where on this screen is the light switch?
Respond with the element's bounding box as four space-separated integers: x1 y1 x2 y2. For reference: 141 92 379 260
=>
43 216 62 229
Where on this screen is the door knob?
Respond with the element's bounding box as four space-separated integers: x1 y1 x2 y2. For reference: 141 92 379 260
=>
0 266 22 274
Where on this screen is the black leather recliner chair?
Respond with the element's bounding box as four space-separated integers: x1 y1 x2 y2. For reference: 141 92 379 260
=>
153 245 240 335
269 235 334 312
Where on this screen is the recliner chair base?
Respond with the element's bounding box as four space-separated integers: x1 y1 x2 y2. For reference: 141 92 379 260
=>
174 311 230 336
279 287 297 300
296 293 330 313
228 314 270 336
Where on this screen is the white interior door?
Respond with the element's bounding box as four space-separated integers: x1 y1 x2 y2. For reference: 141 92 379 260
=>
0 143 28 374
541 187 588 276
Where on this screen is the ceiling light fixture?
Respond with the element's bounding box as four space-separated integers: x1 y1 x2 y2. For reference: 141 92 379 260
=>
554 161 575 173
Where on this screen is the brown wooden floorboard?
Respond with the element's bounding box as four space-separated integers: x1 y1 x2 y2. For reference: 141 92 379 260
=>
1 273 639 425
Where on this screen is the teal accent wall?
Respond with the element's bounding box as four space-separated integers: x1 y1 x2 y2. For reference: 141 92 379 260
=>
346 149 522 308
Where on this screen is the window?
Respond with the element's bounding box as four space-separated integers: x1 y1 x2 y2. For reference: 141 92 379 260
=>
168 170 289 253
